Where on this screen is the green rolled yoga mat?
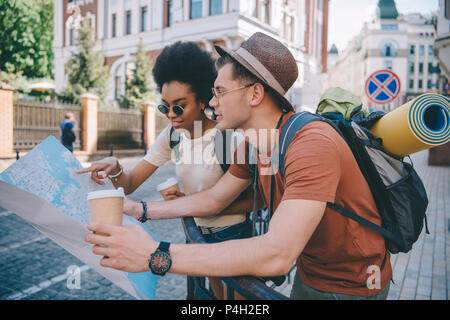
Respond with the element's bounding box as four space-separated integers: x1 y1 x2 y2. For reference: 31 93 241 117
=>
370 93 450 157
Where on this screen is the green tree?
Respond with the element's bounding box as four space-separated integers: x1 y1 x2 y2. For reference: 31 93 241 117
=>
64 24 110 104
121 40 156 110
0 0 53 80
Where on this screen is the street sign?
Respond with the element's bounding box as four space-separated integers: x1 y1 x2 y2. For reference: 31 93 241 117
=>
365 70 401 104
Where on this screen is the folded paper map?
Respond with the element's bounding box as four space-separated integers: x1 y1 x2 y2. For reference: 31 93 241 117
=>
0 136 159 300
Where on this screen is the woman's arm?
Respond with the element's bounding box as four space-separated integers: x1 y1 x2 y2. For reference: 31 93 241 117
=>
110 159 158 195
76 157 158 195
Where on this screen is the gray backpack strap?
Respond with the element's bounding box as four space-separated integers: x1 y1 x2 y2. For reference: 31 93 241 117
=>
279 112 328 177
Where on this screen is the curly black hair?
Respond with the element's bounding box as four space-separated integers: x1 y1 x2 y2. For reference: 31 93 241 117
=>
153 42 217 106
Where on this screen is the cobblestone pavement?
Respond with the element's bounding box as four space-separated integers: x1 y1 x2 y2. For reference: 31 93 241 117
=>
0 150 448 300
0 159 187 300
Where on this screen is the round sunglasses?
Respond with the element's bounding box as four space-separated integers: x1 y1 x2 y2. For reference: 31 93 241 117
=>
157 104 185 116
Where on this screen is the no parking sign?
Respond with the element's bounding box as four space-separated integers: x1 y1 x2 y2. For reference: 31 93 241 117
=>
365 70 401 104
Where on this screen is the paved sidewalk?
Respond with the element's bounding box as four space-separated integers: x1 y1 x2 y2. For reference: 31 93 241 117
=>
386 150 449 300
0 150 448 300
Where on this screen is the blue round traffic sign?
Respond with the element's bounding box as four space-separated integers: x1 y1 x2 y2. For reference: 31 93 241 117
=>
365 70 401 104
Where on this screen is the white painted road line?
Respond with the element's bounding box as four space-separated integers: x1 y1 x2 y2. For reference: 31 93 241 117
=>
0 235 48 253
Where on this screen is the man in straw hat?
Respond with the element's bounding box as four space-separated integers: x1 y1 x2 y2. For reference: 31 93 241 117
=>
85 32 391 299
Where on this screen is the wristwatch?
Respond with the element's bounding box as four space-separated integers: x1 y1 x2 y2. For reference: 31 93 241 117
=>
149 241 171 276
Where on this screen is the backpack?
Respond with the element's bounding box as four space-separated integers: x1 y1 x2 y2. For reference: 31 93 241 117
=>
62 122 76 145
169 127 235 173
276 88 429 254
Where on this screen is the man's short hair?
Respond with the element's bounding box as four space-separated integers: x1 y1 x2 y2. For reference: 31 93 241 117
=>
215 55 285 108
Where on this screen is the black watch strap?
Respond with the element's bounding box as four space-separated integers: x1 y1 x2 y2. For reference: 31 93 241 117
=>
149 241 172 276
158 241 170 252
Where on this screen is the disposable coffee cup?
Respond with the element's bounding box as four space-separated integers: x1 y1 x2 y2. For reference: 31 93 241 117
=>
87 187 125 236
157 177 180 200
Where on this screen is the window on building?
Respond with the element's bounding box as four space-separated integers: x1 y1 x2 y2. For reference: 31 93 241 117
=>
210 0 222 15
419 45 424 56
262 0 270 24
419 62 423 73
409 45 415 55
409 79 414 89
115 75 122 100
386 46 392 57
427 79 432 89
252 0 258 18
125 10 132 35
418 79 423 89
428 62 433 73
445 0 450 19
410 62 415 73
112 13 116 37
190 0 202 19
381 43 396 57
141 6 148 32
164 0 174 27
428 45 434 57
69 28 74 46
283 13 294 42
381 24 398 30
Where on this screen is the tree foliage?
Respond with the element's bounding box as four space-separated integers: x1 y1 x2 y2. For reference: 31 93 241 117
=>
0 0 54 80
64 24 110 104
121 40 157 110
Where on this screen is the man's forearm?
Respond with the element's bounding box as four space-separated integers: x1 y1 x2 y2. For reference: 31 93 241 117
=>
148 188 223 220
168 234 287 277
147 172 252 220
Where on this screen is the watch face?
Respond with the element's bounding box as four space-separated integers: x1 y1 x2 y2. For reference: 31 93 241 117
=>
150 251 171 275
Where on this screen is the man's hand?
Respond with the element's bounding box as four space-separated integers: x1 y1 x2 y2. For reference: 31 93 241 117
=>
85 222 157 273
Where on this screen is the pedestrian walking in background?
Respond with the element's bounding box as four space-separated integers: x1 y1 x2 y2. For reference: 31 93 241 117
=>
60 112 76 152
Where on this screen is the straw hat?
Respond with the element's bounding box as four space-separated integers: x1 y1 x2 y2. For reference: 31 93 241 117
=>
215 32 298 112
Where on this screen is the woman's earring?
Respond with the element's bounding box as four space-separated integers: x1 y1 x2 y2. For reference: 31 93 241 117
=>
203 106 216 121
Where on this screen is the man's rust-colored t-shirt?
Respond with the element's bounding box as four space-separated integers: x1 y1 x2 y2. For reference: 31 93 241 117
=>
229 112 392 296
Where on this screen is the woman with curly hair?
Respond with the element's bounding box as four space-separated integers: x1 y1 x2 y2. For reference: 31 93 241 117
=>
77 41 253 299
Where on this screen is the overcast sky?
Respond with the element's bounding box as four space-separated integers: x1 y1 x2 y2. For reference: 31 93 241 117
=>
328 0 440 51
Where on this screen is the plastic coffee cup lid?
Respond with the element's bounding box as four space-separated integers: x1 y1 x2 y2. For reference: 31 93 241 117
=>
157 177 178 192
87 187 125 200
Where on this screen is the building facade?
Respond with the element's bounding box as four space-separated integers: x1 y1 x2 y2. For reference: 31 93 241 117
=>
435 0 450 94
327 0 439 111
53 0 329 110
